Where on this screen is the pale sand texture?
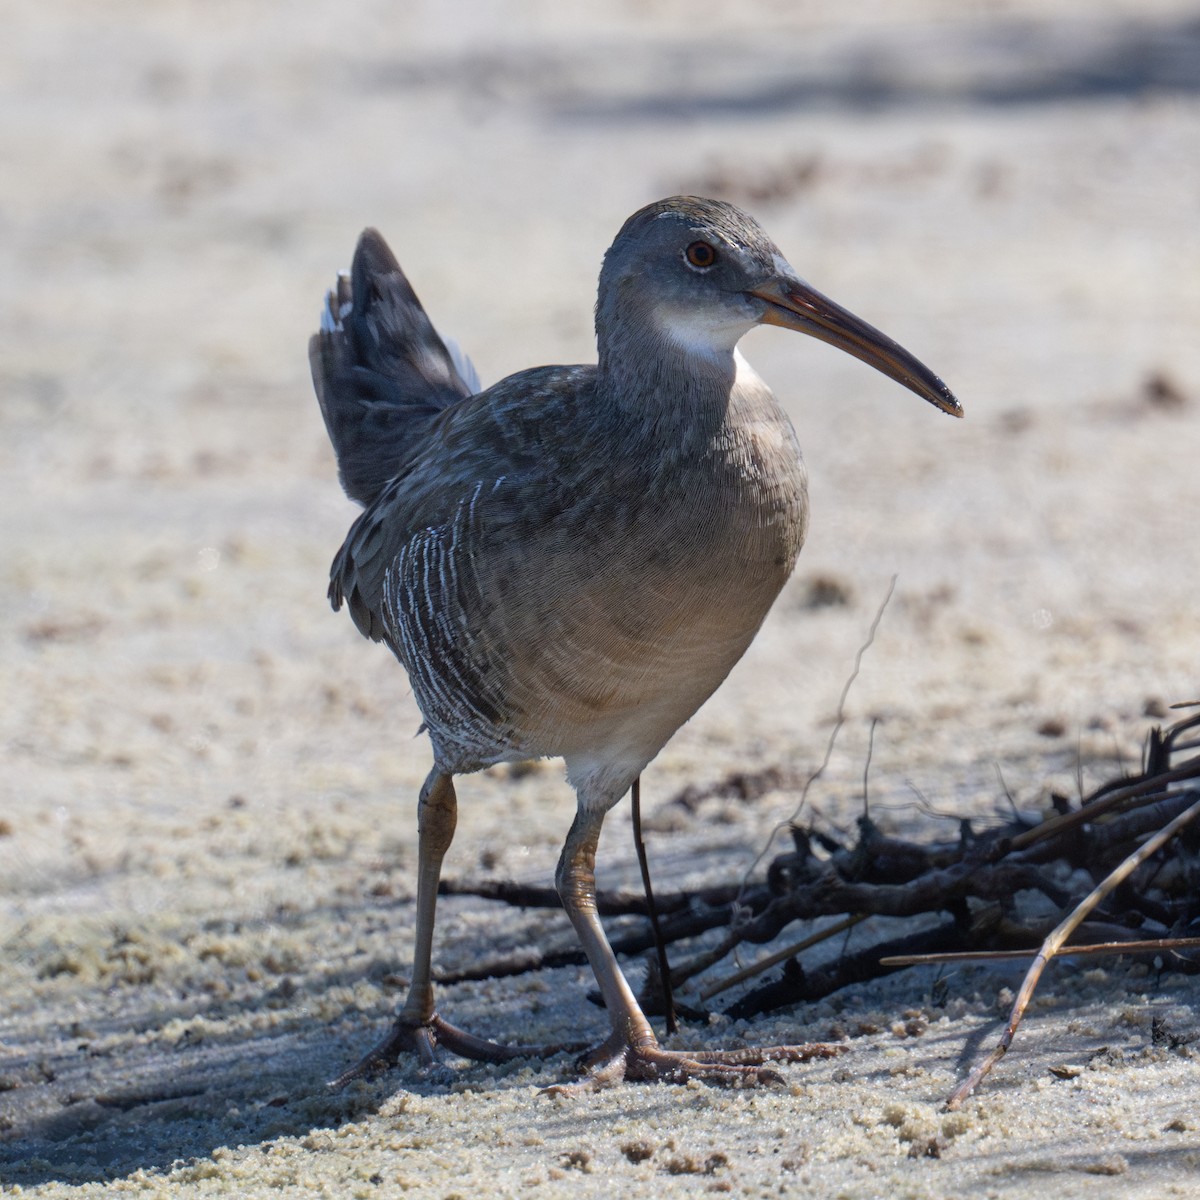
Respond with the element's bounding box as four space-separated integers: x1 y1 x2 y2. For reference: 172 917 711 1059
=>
2 2 1200 1196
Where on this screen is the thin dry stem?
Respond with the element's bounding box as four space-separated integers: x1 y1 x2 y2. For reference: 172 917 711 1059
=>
632 775 678 1034
945 794 1200 1110
735 576 897 900
1009 755 1200 851
697 914 868 1001
881 935 1200 967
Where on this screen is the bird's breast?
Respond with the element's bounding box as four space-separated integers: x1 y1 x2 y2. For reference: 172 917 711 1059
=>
491 399 808 754
387 370 809 772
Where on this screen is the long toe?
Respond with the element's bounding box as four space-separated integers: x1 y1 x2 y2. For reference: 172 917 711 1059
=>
428 1014 586 1064
329 1014 584 1090
542 1038 847 1094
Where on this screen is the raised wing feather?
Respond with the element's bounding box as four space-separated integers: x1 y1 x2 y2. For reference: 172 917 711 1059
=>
309 228 481 508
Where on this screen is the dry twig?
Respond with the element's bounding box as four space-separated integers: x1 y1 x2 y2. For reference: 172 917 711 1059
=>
881 935 1200 967
945 794 1200 1109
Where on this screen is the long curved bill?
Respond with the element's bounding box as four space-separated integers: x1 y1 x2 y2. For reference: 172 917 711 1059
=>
749 277 963 417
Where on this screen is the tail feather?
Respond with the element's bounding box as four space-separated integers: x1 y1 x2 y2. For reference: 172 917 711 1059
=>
309 228 479 507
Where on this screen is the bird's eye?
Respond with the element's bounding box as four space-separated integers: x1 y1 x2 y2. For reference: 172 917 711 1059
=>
684 241 717 270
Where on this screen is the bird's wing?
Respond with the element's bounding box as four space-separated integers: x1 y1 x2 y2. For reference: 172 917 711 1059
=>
328 364 599 763
328 364 597 648
309 228 481 508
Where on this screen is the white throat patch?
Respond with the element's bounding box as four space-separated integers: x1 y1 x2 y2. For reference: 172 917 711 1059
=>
653 304 757 363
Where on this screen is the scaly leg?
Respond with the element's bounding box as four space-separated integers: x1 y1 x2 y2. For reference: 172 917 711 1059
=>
551 804 845 1090
330 769 565 1089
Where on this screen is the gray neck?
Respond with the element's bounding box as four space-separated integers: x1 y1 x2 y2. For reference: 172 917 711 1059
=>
594 288 738 438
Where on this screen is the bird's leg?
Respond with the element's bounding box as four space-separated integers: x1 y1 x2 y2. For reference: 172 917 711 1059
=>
330 769 564 1090
394 768 457 1052
551 804 846 1091
556 805 658 1060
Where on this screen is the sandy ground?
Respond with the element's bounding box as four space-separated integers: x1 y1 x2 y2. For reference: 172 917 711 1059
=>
3 1 1200 1196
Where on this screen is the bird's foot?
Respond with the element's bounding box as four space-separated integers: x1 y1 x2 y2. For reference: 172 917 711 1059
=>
544 1035 846 1094
329 1013 579 1090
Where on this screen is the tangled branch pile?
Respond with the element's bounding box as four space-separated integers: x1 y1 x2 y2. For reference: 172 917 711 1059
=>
443 710 1200 1026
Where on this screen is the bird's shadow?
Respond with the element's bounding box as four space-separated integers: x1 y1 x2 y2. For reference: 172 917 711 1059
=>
0 812 766 1186
0 892 592 1188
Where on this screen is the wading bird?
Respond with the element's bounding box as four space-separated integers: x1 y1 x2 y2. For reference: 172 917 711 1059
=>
310 196 961 1088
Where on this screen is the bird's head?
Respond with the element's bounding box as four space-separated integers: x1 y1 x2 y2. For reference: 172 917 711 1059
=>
597 195 961 417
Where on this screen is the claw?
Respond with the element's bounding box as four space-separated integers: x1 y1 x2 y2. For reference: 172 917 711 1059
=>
329 1013 582 1091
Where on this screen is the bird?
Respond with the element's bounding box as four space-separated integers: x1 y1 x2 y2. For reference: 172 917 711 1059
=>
309 196 961 1089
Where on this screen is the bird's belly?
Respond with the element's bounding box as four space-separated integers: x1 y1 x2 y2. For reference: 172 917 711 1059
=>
505 542 792 764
